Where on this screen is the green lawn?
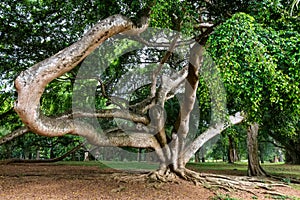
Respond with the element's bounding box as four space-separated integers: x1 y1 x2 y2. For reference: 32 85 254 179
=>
187 162 248 173
57 160 159 170
188 162 300 179
263 163 300 180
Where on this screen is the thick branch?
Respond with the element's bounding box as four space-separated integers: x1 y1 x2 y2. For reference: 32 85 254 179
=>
181 112 244 164
88 128 165 163
0 126 29 145
14 15 139 137
58 109 149 125
176 44 203 168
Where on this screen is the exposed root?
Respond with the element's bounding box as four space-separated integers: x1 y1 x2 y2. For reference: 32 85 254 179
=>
147 168 290 197
148 168 180 183
112 172 148 183
110 168 291 198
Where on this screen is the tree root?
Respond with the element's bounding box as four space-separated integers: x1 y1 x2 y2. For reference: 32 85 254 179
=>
110 167 292 198
145 168 290 197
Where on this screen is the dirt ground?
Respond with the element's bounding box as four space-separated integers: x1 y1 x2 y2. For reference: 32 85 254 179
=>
0 163 299 200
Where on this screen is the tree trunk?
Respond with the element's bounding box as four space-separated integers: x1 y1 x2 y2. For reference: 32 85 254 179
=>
194 149 201 163
258 143 264 164
137 148 142 162
247 123 266 176
228 135 238 163
200 147 206 162
285 146 300 164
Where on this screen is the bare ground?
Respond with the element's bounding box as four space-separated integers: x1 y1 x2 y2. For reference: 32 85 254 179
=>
0 163 299 200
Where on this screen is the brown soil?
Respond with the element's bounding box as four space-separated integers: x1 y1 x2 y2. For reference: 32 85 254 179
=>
0 163 299 200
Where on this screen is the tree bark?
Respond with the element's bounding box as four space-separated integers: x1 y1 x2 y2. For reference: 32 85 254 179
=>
194 149 201 163
247 123 266 176
13 15 170 162
258 143 264 164
176 44 202 169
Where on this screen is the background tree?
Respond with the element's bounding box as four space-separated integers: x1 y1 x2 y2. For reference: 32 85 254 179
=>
207 0 300 173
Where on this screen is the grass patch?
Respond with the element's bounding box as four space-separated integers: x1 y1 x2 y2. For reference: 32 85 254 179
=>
187 162 248 173
100 161 159 170
262 164 300 180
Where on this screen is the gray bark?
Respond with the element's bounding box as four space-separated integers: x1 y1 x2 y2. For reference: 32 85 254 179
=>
13 15 165 155
14 15 135 137
247 123 267 176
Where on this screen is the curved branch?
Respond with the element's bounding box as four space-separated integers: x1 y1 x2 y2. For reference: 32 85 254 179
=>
14 15 138 137
1 142 84 164
83 127 165 163
0 126 29 145
12 14 165 160
181 112 244 164
58 109 150 125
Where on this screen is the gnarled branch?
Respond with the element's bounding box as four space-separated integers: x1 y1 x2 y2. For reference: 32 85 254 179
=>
14 15 161 153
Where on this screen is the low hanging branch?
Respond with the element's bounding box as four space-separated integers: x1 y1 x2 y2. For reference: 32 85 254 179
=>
0 142 85 165
58 109 150 125
14 15 136 137
13 15 165 156
0 126 29 145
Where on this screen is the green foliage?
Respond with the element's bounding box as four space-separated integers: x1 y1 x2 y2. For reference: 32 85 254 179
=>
208 13 276 119
248 0 300 31
150 0 199 35
207 11 300 144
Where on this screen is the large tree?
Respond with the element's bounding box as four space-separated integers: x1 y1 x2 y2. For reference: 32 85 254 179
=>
1 1 299 195
207 1 300 172
13 3 245 178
